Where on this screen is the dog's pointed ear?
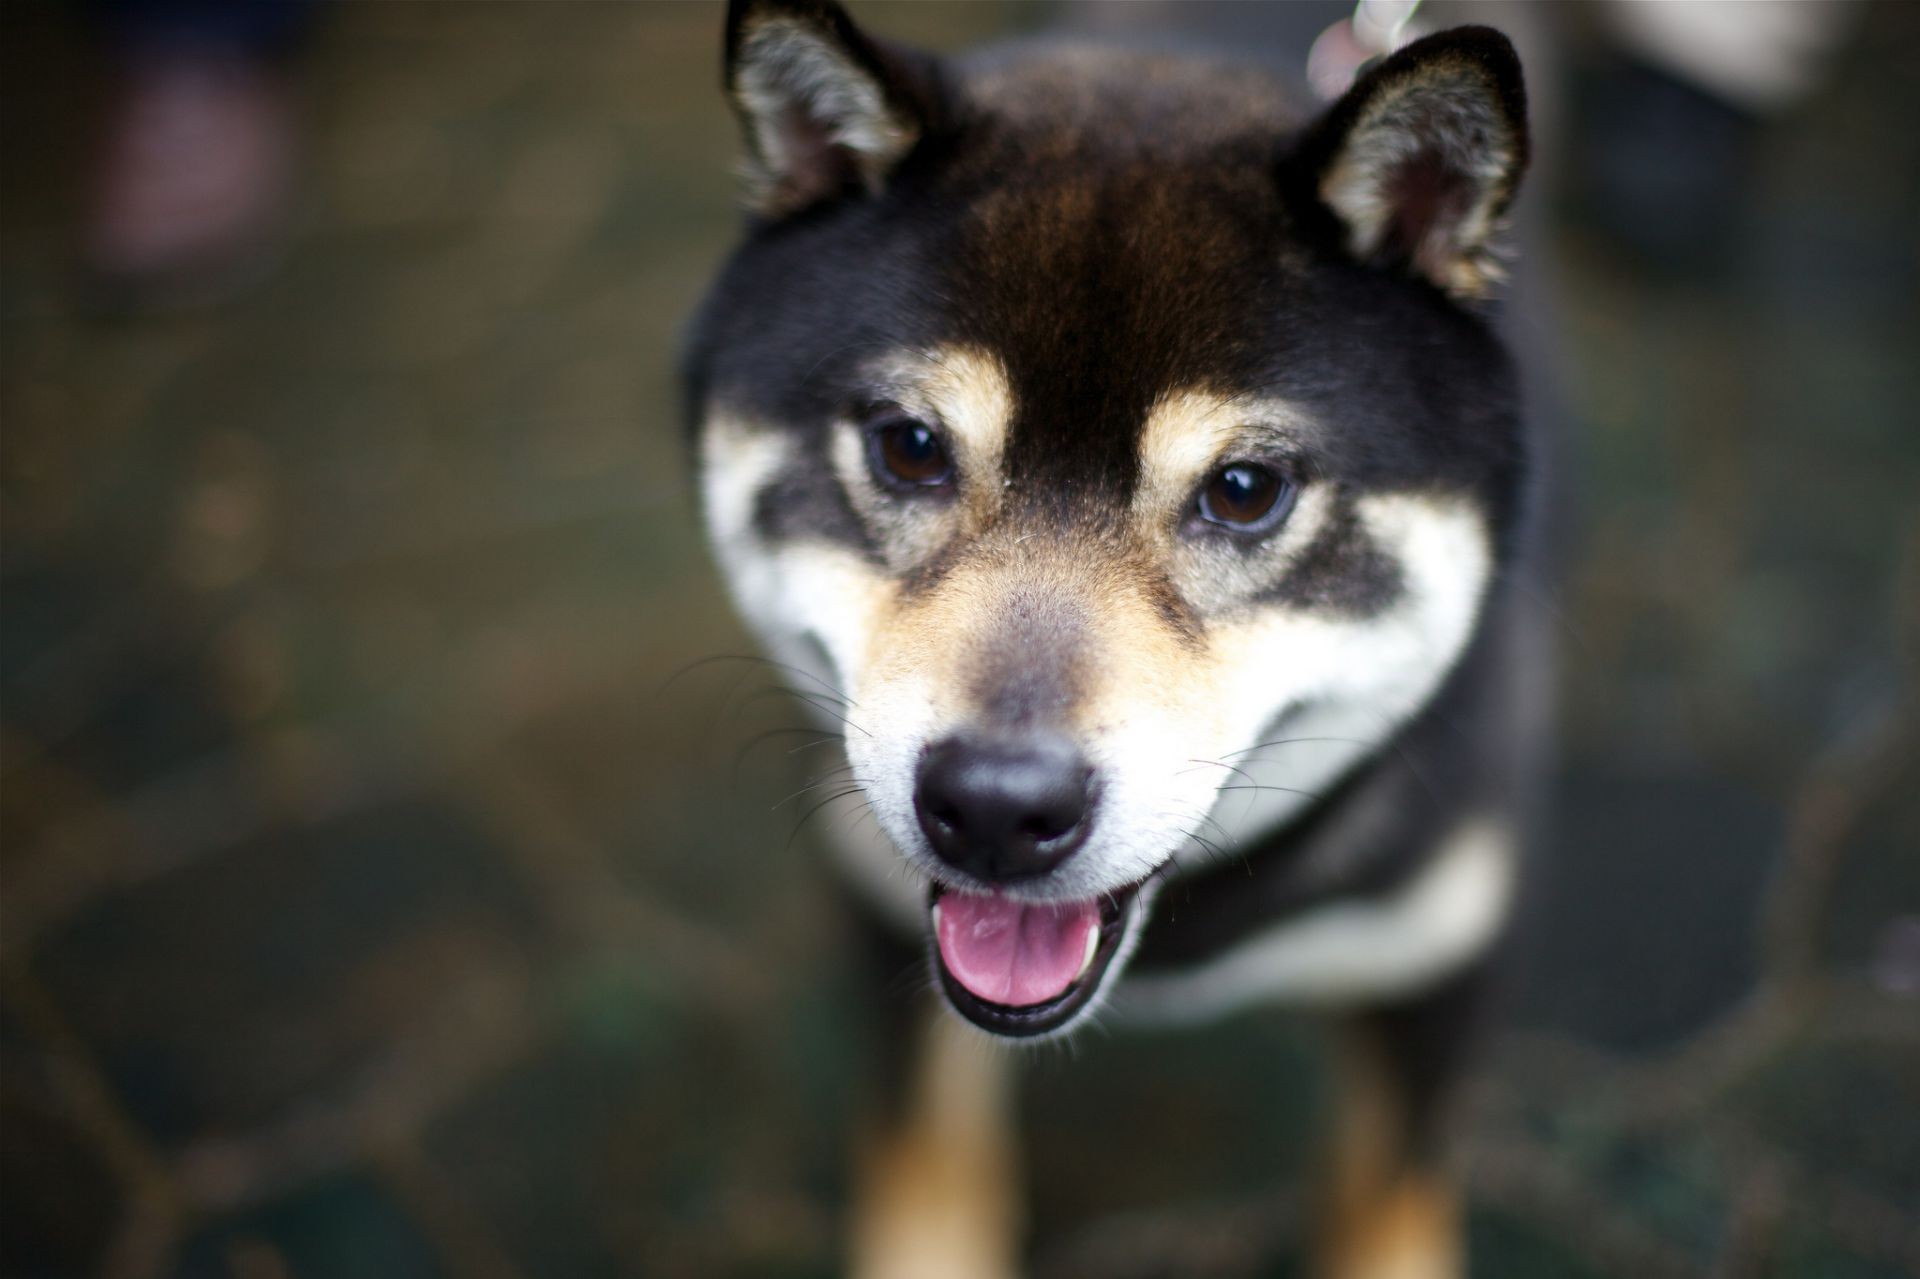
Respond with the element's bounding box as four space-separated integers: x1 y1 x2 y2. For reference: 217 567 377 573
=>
724 0 944 217
1285 26 1528 300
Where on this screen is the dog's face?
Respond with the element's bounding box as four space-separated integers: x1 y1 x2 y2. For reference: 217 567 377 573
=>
685 1 1529 1038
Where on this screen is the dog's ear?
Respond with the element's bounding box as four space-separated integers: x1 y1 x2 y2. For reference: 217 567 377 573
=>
1285 26 1528 300
724 0 944 217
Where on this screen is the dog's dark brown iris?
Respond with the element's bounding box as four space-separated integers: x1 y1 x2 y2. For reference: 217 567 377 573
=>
869 416 953 490
1199 463 1290 530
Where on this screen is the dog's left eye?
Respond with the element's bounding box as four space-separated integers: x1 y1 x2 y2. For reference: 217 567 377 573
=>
1196 463 1293 533
867 415 954 491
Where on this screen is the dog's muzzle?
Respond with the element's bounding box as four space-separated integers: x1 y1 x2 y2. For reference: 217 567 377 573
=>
909 730 1155 1037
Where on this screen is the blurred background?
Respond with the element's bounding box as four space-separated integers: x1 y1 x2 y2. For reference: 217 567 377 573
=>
2 2 1915 1276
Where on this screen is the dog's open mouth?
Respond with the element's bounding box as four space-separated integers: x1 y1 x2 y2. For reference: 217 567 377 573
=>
928 880 1142 1037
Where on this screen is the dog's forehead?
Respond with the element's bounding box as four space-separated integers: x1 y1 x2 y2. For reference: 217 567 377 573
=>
951 170 1286 394
693 43 1518 520
919 59 1312 502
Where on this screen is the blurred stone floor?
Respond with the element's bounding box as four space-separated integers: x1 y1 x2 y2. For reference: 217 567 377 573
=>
2 3 1916 1277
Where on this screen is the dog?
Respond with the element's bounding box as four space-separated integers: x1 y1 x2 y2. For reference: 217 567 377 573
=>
683 3 1542 1274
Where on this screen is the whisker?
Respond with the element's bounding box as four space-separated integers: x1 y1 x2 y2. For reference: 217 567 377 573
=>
730 725 843 775
826 798 878 841
658 651 854 705
1183 829 1227 862
1170 809 1250 878
1177 757 1260 786
785 788 867 851
738 686 872 738
883 954 934 1002
1215 783 1324 801
1390 740 1441 806
1182 757 1265 826
770 766 857 811
1220 734 1372 761
1507 572 1593 656
1191 811 1233 843
1355 705 1446 806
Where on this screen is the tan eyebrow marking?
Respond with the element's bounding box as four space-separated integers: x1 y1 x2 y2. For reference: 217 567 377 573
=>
1131 389 1314 535
863 345 1013 487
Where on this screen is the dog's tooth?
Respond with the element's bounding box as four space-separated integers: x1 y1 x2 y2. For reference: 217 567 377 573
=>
1077 921 1100 981
930 901 941 932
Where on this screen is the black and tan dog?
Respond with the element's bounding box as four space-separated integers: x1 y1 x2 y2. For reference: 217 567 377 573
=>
684 2 1543 1274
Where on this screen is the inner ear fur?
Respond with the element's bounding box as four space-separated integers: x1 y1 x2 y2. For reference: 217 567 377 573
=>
1287 26 1529 300
724 0 945 217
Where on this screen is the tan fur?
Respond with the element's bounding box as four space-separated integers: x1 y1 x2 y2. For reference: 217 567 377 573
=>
1319 1174 1460 1279
1320 58 1520 300
705 367 1493 919
708 367 1496 907
1130 389 1306 533
1132 388 1343 615
852 1010 1020 1279
704 17 1530 1278
834 346 1016 568
885 346 1013 496
1314 1025 1460 1279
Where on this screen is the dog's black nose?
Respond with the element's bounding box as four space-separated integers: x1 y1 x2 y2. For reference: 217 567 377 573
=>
915 733 1094 882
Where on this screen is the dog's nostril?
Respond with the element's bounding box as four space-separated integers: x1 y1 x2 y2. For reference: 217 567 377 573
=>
1020 815 1071 843
914 732 1094 883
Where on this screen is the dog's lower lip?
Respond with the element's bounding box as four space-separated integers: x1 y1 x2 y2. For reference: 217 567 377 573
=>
926 880 1141 1037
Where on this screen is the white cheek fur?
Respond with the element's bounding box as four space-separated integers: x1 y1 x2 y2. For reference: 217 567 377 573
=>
701 418 871 702
1080 491 1494 888
703 415 941 920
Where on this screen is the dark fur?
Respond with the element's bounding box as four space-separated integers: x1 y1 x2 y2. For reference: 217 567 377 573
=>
685 3 1542 1270
685 40 1529 528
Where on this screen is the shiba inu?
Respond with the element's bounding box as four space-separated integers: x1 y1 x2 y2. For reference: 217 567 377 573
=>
683 2 1543 1274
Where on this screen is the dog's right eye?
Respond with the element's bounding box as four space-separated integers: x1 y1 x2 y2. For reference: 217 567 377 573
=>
1193 462 1294 535
866 415 954 492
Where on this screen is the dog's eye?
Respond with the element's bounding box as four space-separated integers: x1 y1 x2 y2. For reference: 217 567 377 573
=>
1196 463 1293 533
867 415 954 491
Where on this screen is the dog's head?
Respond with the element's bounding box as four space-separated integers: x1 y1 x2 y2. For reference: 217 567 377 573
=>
685 0 1529 1038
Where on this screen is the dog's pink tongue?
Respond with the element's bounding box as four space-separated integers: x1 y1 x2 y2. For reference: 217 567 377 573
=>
935 891 1098 1007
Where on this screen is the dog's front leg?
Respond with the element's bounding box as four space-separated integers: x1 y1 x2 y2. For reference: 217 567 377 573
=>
1313 965 1490 1279
852 1003 1021 1279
